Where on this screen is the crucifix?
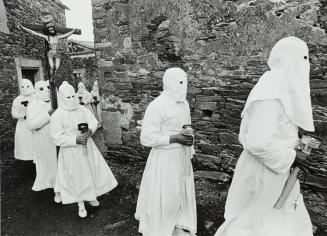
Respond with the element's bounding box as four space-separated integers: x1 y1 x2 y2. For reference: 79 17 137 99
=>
20 11 81 109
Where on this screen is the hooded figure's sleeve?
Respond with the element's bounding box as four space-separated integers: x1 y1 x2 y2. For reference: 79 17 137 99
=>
242 99 296 174
11 97 25 120
26 102 50 130
50 111 77 147
140 101 170 147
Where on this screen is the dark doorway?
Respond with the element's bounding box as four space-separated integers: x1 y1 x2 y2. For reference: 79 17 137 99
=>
21 68 38 85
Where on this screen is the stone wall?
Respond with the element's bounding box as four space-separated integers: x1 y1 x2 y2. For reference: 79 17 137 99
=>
0 0 70 155
92 0 327 185
93 1 327 230
93 0 327 229
71 56 100 90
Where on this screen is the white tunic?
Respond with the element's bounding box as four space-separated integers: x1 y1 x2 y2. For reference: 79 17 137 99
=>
11 95 35 161
215 99 313 236
27 100 57 191
50 105 117 204
135 93 197 236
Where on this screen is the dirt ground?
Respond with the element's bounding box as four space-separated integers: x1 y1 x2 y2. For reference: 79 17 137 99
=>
0 131 225 236
1 131 326 236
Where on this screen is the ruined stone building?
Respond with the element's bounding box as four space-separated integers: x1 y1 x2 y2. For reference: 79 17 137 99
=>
0 0 71 156
91 0 327 179
68 39 99 90
92 0 327 229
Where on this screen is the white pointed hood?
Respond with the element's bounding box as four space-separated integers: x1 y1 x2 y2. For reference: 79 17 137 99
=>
58 81 79 111
91 80 100 97
20 79 34 96
242 36 314 131
34 80 50 102
77 82 87 94
162 67 188 102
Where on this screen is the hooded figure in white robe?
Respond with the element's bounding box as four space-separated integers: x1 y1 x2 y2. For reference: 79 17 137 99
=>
91 80 102 126
77 82 93 112
12 79 35 161
215 36 314 236
135 68 197 236
27 80 59 197
50 81 117 218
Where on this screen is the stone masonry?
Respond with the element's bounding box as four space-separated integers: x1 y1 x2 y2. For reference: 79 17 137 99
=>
92 0 327 185
0 0 72 156
92 0 327 230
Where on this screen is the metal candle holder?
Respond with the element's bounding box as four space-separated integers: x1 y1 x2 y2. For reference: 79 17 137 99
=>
78 123 88 133
182 124 195 136
21 101 29 107
298 135 322 155
78 123 89 155
182 124 195 146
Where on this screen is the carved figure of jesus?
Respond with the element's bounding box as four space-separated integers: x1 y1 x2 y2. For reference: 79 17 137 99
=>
20 24 75 74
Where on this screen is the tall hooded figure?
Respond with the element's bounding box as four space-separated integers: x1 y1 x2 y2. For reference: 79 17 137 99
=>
135 68 197 236
12 79 35 161
77 82 93 112
91 80 102 126
26 80 59 199
50 81 117 218
215 37 314 236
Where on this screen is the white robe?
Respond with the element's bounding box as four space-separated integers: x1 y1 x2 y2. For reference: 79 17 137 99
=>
77 91 93 113
27 100 57 191
135 93 197 236
11 95 35 161
50 105 117 204
215 99 313 236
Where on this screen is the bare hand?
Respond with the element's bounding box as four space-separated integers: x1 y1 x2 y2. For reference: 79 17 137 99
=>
170 134 194 146
76 135 87 145
48 109 55 116
293 149 311 170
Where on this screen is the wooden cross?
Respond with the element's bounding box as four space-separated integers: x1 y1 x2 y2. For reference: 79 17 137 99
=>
20 12 81 109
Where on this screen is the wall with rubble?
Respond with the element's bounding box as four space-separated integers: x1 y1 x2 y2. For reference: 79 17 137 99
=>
92 0 327 231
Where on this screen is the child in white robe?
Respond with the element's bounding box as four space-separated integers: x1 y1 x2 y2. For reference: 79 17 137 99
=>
215 37 314 236
27 80 60 201
50 81 118 218
91 80 102 127
77 82 93 112
12 79 35 161
135 68 197 236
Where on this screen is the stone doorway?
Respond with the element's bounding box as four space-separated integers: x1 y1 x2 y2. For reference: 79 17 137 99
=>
21 68 39 85
72 68 86 90
15 58 44 87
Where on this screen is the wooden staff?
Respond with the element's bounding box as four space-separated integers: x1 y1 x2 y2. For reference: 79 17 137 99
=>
274 166 301 209
275 135 321 209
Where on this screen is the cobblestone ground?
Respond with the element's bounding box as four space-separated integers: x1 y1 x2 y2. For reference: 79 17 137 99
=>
1 130 326 236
